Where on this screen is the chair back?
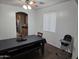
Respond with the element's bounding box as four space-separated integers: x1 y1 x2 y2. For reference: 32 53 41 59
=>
63 34 72 42
37 32 43 37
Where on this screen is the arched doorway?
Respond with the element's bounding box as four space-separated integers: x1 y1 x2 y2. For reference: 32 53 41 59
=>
16 12 28 37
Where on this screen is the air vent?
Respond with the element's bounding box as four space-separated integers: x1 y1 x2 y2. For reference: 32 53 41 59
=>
39 2 45 4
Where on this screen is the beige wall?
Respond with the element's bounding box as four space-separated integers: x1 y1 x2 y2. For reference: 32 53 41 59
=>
0 4 35 40
34 0 78 59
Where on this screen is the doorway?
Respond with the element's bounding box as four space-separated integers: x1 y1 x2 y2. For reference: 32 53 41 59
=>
16 12 28 37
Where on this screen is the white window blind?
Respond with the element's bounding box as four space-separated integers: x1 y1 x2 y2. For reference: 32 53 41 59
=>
43 12 56 32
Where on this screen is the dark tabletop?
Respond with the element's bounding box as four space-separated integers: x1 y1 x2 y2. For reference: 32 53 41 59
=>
0 35 46 51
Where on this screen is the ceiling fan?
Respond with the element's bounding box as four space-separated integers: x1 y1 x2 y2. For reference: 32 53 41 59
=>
19 0 45 10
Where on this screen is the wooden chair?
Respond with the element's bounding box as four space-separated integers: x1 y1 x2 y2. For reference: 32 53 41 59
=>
37 32 43 37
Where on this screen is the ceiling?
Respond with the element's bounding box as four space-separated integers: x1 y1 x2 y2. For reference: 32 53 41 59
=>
0 0 70 9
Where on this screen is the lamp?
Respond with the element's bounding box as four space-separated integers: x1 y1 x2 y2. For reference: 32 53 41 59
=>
22 0 34 10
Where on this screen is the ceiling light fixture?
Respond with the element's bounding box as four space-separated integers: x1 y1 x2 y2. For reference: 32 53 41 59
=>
23 5 27 9
23 4 32 10
19 0 45 10
22 0 33 10
29 1 34 5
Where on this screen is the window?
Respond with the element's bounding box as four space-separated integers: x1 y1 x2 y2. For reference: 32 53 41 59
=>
43 12 56 32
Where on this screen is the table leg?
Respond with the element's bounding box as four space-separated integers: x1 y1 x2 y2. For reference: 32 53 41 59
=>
41 43 45 55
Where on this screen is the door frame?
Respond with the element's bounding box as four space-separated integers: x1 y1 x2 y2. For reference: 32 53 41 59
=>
16 12 28 37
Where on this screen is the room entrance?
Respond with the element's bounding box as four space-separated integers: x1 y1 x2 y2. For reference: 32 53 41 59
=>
16 12 28 37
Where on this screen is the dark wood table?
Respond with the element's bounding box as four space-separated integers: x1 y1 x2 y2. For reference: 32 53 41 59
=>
0 35 46 59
